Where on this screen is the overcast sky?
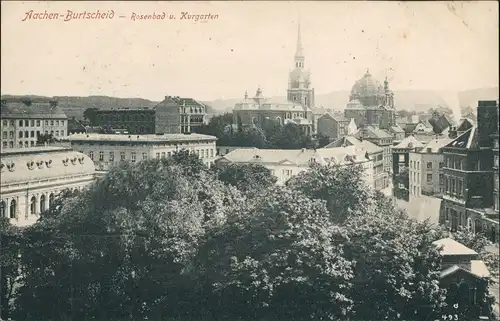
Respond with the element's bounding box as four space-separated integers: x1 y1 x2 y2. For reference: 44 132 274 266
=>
1 1 498 101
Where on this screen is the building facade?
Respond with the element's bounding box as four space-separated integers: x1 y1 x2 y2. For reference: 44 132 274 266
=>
69 133 218 170
440 100 499 243
1 98 68 149
94 96 208 135
316 113 349 141
344 70 396 130
326 136 389 191
215 146 374 187
409 138 452 199
0 146 96 226
354 125 394 173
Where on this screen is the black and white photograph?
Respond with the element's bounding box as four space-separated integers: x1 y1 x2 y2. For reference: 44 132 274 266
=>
1 1 499 321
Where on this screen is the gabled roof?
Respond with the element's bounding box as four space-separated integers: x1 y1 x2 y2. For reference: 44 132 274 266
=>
219 146 370 167
404 123 418 133
1 100 68 119
457 118 475 132
444 127 477 150
390 125 405 133
433 238 477 256
325 136 382 155
420 138 454 153
394 135 425 149
355 126 392 139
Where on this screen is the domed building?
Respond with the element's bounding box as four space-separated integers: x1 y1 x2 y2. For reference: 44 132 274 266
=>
344 70 396 129
232 22 316 136
0 146 96 226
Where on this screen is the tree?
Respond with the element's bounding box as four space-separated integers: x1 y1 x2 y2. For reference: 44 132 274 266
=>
214 163 277 196
193 186 354 320
343 209 446 320
0 219 22 320
83 107 99 125
317 133 331 148
36 133 58 145
286 163 372 224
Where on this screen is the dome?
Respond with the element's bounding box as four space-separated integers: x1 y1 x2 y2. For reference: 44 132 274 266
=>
350 70 384 98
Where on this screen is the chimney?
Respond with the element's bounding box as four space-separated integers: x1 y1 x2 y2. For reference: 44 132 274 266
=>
477 100 499 148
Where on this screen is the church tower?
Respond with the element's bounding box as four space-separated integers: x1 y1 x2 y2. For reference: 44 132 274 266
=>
287 22 315 109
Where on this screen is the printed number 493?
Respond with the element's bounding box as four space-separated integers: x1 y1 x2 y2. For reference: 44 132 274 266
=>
441 314 459 320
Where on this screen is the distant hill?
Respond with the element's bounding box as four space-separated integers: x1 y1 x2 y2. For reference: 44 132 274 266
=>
1 95 217 120
458 87 499 109
2 86 496 120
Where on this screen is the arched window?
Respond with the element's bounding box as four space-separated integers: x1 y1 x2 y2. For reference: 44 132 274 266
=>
30 196 36 215
40 195 46 213
0 201 5 218
276 116 282 126
24 141 29 148
49 193 54 208
9 200 16 218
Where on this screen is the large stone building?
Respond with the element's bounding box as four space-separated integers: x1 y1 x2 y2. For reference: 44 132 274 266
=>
1 98 68 149
215 145 374 187
409 138 452 199
0 146 96 226
439 100 499 243
94 96 207 135
344 70 396 130
69 133 218 170
354 125 394 173
232 23 316 135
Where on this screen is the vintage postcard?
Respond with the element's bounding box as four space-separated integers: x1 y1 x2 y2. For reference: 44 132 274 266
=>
1 1 499 321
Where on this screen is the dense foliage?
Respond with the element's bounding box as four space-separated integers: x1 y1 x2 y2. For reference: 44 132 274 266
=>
0 152 496 321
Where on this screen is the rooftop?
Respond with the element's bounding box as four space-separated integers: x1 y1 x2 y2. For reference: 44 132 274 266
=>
218 145 370 167
68 133 217 143
325 136 382 155
1 100 68 119
1 148 95 185
418 138 454 153
433 238 478 256
394 135 425 149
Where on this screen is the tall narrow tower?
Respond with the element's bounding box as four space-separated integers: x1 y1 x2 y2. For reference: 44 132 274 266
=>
287 21 314 109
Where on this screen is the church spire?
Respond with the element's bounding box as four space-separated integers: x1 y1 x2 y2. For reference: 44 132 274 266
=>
294 19 305 68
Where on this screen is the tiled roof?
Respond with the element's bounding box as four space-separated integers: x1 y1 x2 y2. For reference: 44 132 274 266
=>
404 123 418 133
1 147 95 185
471 260 490 278
355 126 392 139
1 100 68 119
433 238 478 256
444 127 477 149
390 125 405 133
394 135 425 149
419 138 453 153
69 133 217 143
325 136 382 155
219 145 370 167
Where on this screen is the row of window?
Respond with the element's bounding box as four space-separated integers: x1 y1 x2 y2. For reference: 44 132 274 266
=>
88 148 215 162
2 129 65 139
2 119 65 127
444 176 464 197
2 141 37 148
0 194 55 218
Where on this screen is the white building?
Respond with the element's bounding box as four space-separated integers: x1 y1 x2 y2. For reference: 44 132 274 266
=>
409 138 452 199
0 146 96 226
215 145 374 187
1 98 68 149
69 133 218 171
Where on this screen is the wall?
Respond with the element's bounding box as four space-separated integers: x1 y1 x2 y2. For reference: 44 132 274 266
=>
1 173 94 227
1 118 68 149
72 139 217 170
